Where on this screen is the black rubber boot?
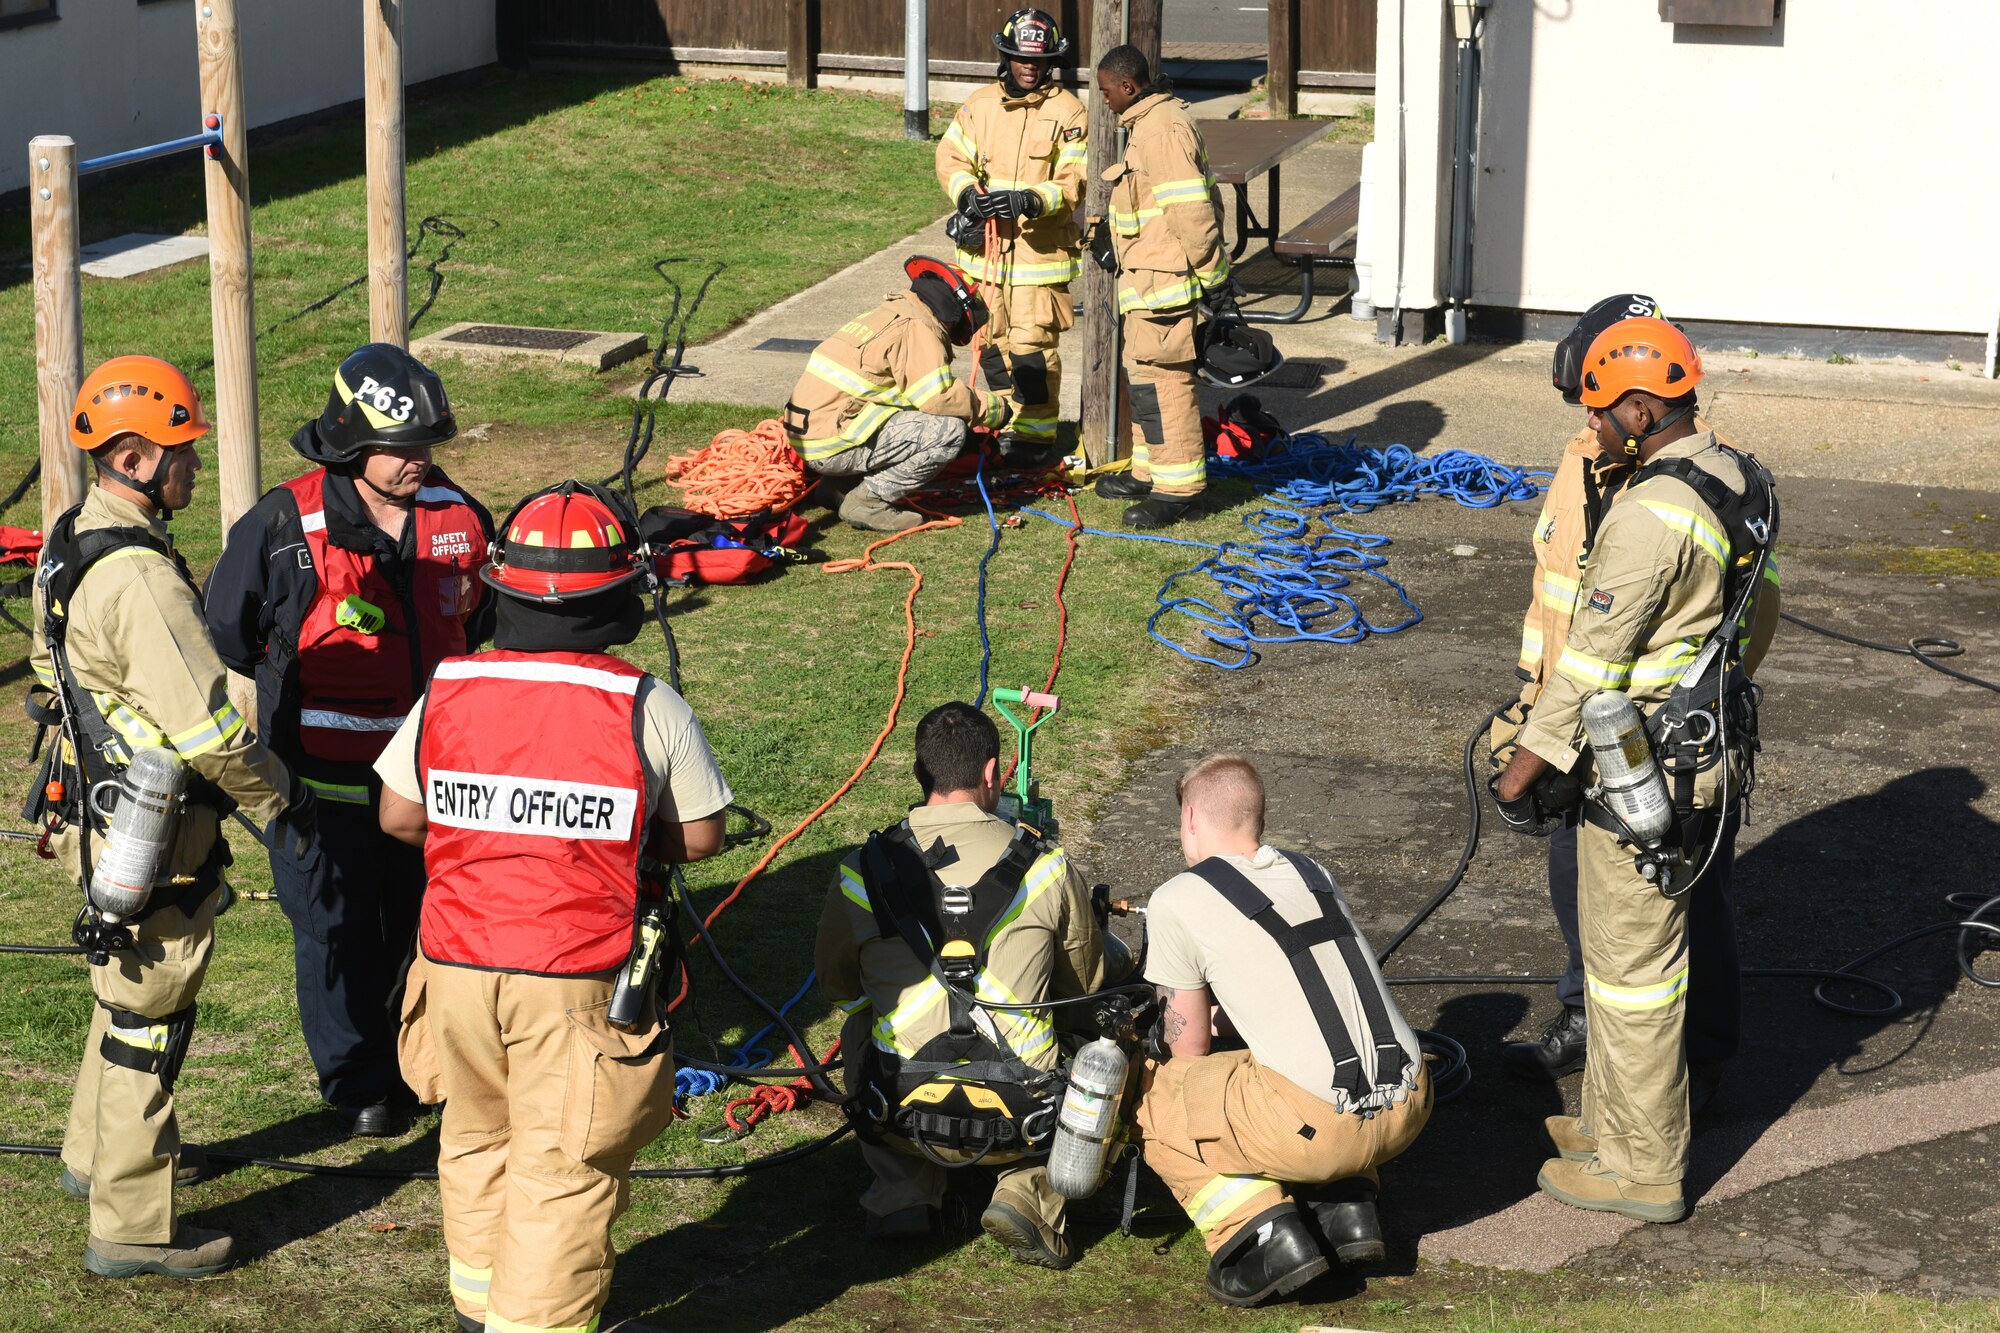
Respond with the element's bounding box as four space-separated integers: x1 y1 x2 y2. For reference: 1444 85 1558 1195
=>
1094 472 1151 500
1300 1176 1385 1265
1503 1004 1588 1080
1123 494 1195 530
1204 1203 1328 1307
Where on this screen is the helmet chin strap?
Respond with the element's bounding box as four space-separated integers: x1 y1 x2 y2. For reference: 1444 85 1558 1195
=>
126 447 179 518
1618 397 1698 459
357 473 417 507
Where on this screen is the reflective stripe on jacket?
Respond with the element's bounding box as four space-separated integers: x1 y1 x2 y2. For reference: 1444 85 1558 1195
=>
1104 93 1229 313
936 81 1088 287
417 650 650 976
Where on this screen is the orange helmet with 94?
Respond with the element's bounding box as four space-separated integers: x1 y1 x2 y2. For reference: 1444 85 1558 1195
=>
482 480 649 603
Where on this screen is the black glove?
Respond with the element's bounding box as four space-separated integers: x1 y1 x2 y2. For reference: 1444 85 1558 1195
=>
1488 768 1582 838
269 779 320 862
945 207 985 252
990 189 1042 221
978 345 1014 393
1086 217 1118 274
959 186 1009 221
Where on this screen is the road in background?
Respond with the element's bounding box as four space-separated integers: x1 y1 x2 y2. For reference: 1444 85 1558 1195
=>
1164 0 1268 49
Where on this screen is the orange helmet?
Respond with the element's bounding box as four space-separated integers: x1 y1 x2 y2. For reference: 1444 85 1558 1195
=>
70 356 210 450
482 480 649 603
1577 316 1703 410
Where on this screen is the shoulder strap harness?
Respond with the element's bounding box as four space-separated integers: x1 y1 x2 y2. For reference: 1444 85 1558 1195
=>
1187 851 1409 1107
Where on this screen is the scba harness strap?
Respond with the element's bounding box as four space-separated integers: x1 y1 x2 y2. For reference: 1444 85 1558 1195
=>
1187 852 1410 1110
850 821 1064 1161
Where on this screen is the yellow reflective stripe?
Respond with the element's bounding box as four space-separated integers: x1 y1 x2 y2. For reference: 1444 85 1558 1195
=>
1518 624 1544 671
982 851 1067 948
167 702 245 759
839 864 870 912
1152 177 1212 206
1555 647 1632 691
1010 414 1059 439
95 693 166 749
979 395 1011 428
93 547 167 571
1131 443 1152 470
1187 1174 1281 1233
1149 455 1207 487
1636 499 1727 568
1586 967 1689 1011
1056 145 1088 167
32 660 56 688
1192 254 1232 288
906 366 954 407
957 252 1080 285
837 996 871 1015
484 1312 598 1333
1120 279 1196 313
806 353 886 401
1762 558 1781 589
448 1255 492 1303
1033 181 1064 212
875 977 948 1057
301 777 370 805
974 971 1055 1061
1629 637 1704 685
1539 571 1579 613
106 1019 170 1052
943 121 976 159
1111 206 1162 235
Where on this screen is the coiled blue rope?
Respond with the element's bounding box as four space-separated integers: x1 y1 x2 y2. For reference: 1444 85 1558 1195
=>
673 969 821 1102
972 454 1001 707
1213 434 1550 513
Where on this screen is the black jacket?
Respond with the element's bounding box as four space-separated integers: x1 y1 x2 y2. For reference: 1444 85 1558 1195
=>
203 466 496 785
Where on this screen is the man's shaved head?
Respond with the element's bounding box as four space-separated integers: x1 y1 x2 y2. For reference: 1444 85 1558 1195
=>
1175 754 1266 839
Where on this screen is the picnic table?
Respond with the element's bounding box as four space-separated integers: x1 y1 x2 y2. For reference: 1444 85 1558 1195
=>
1196 118 1338 261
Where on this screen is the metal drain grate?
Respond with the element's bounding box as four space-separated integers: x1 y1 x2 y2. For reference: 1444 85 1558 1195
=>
1256 358 1327 390
442 324 594 352
753 337 821 354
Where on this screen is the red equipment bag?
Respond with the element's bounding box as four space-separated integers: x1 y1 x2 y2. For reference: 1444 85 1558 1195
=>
641 506 809 586
1202 394 1287 462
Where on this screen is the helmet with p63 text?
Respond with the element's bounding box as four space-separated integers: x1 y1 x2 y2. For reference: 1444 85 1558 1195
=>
994 8 1069 60
1551 293 1661 405
295 343 457 466
905 255 989 347
482 480 649 604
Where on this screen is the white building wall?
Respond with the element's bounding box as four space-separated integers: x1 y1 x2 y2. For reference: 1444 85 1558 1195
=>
1463 0 2000 333
1 0 496 195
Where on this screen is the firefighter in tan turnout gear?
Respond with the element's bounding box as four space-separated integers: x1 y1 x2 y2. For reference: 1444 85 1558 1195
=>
816 702 1105 1268
784 257 1014 532
30 356 306 1279
1495 317 1780 1225
936 7 1089 465
1137 756 1432 1307
1089 44 1232 529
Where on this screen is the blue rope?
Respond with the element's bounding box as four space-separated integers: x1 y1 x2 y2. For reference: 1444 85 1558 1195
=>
1213 434 1550 512
972 454 1000 707
673 969 822 1103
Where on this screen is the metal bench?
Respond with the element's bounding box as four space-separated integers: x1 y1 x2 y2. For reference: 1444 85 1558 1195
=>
1244 184 1360 325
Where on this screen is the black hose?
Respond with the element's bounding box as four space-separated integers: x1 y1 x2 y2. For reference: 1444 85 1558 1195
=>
1780 610 1999 694
0 464 40 518
605 259 726 508
1375 702 1509 965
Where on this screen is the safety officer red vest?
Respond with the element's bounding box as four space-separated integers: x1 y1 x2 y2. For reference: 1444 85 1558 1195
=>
282 468 485 763
415 649 651 975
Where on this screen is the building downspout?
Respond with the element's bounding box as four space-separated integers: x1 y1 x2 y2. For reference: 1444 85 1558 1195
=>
1444 0 1487 345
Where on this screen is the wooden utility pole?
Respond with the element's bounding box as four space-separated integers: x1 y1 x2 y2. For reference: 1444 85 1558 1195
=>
787 0 818 89
365 0 409 344
1268 0 1299 119
29 137 86 536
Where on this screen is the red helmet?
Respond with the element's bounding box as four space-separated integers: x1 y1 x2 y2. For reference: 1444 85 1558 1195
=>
905 254 988 346
482 480 648 603
1578 316 1704 409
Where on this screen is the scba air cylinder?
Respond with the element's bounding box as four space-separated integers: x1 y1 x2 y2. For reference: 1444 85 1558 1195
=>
87 746 187 922
1048 1036 1129 1199
1580 690 1674 847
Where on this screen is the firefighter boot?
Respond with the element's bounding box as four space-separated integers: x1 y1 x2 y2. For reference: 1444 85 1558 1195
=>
839 486 924 533
1503 1004 1588 1080
1544 1115 1597 1163
981 1184 1074 1271
84 1224 236 1279
62 1144 211 1200
1537 1156 1686 1224
1299 1176 1385 1266
1094 472 1151 500
1205 1203 1329 1307
1123 494 1196 530
864 1205 935 1241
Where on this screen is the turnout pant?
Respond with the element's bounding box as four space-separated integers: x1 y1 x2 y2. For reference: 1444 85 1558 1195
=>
61 888 219 1245
995 284 1073 446
272 787 425 1110
1135 1050 1432 1253
1550 815 1742 1065
408 959 677 1333
811 411 969 503
1118 309 1204 499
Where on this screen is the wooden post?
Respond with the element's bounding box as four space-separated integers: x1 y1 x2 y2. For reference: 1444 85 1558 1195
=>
1077 0 1124 464
1268 0 1299 119
364 0 409 344
195 0 259 541
787 0 818 90
1129 0 1161 67
29 137 86 536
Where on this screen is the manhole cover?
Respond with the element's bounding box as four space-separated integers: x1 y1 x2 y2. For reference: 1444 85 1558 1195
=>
1257 358 1326 390
443 324 595 352
754 337 821 354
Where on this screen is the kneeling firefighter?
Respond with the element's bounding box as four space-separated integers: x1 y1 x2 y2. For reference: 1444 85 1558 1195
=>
815 701 1111 1268
27 356 307 1279
1493 316 1780 1225
373 480 734 1333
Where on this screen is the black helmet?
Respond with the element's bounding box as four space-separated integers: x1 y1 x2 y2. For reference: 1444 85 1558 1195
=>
1552 293 1662 405
994 8 1069 60
1196 316 1285 390
905 254 989 347
294 342 457 465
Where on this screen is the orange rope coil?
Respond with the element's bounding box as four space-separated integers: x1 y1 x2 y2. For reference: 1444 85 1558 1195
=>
664 419 815 517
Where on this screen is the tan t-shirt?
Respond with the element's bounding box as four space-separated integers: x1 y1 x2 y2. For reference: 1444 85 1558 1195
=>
374 674 733 838
1144 845 1422 1110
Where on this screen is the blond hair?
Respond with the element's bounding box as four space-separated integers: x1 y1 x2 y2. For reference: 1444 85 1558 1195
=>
1175 754 1265 838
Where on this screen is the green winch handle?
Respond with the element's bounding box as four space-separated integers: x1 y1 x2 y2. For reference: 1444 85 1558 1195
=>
990 687 1059 807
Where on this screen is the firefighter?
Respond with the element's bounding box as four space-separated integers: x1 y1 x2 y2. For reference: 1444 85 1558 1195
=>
815 701 1104 1267
936 7 1089 466
1494 317 1780 1224
1498 297 1777 1112
1136 755 1431 1306
1089 44 1231 529
31 356 306 1278
375 479 731 1333
205 343 494 1138
783 256 1014 532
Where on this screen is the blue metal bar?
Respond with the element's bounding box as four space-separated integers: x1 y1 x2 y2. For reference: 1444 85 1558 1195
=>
79 121 223 176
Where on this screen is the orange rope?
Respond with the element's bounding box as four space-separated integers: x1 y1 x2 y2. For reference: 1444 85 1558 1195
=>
663 419 815 517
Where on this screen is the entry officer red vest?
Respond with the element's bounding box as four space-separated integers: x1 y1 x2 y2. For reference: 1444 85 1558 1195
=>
416 649 650 975
283 467 485 764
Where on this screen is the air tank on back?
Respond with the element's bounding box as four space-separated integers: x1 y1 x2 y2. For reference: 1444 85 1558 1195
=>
1580 690 1674 847
87 746 187 922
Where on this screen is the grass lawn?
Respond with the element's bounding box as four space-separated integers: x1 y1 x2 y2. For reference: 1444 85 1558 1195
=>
0 65 1995 1333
